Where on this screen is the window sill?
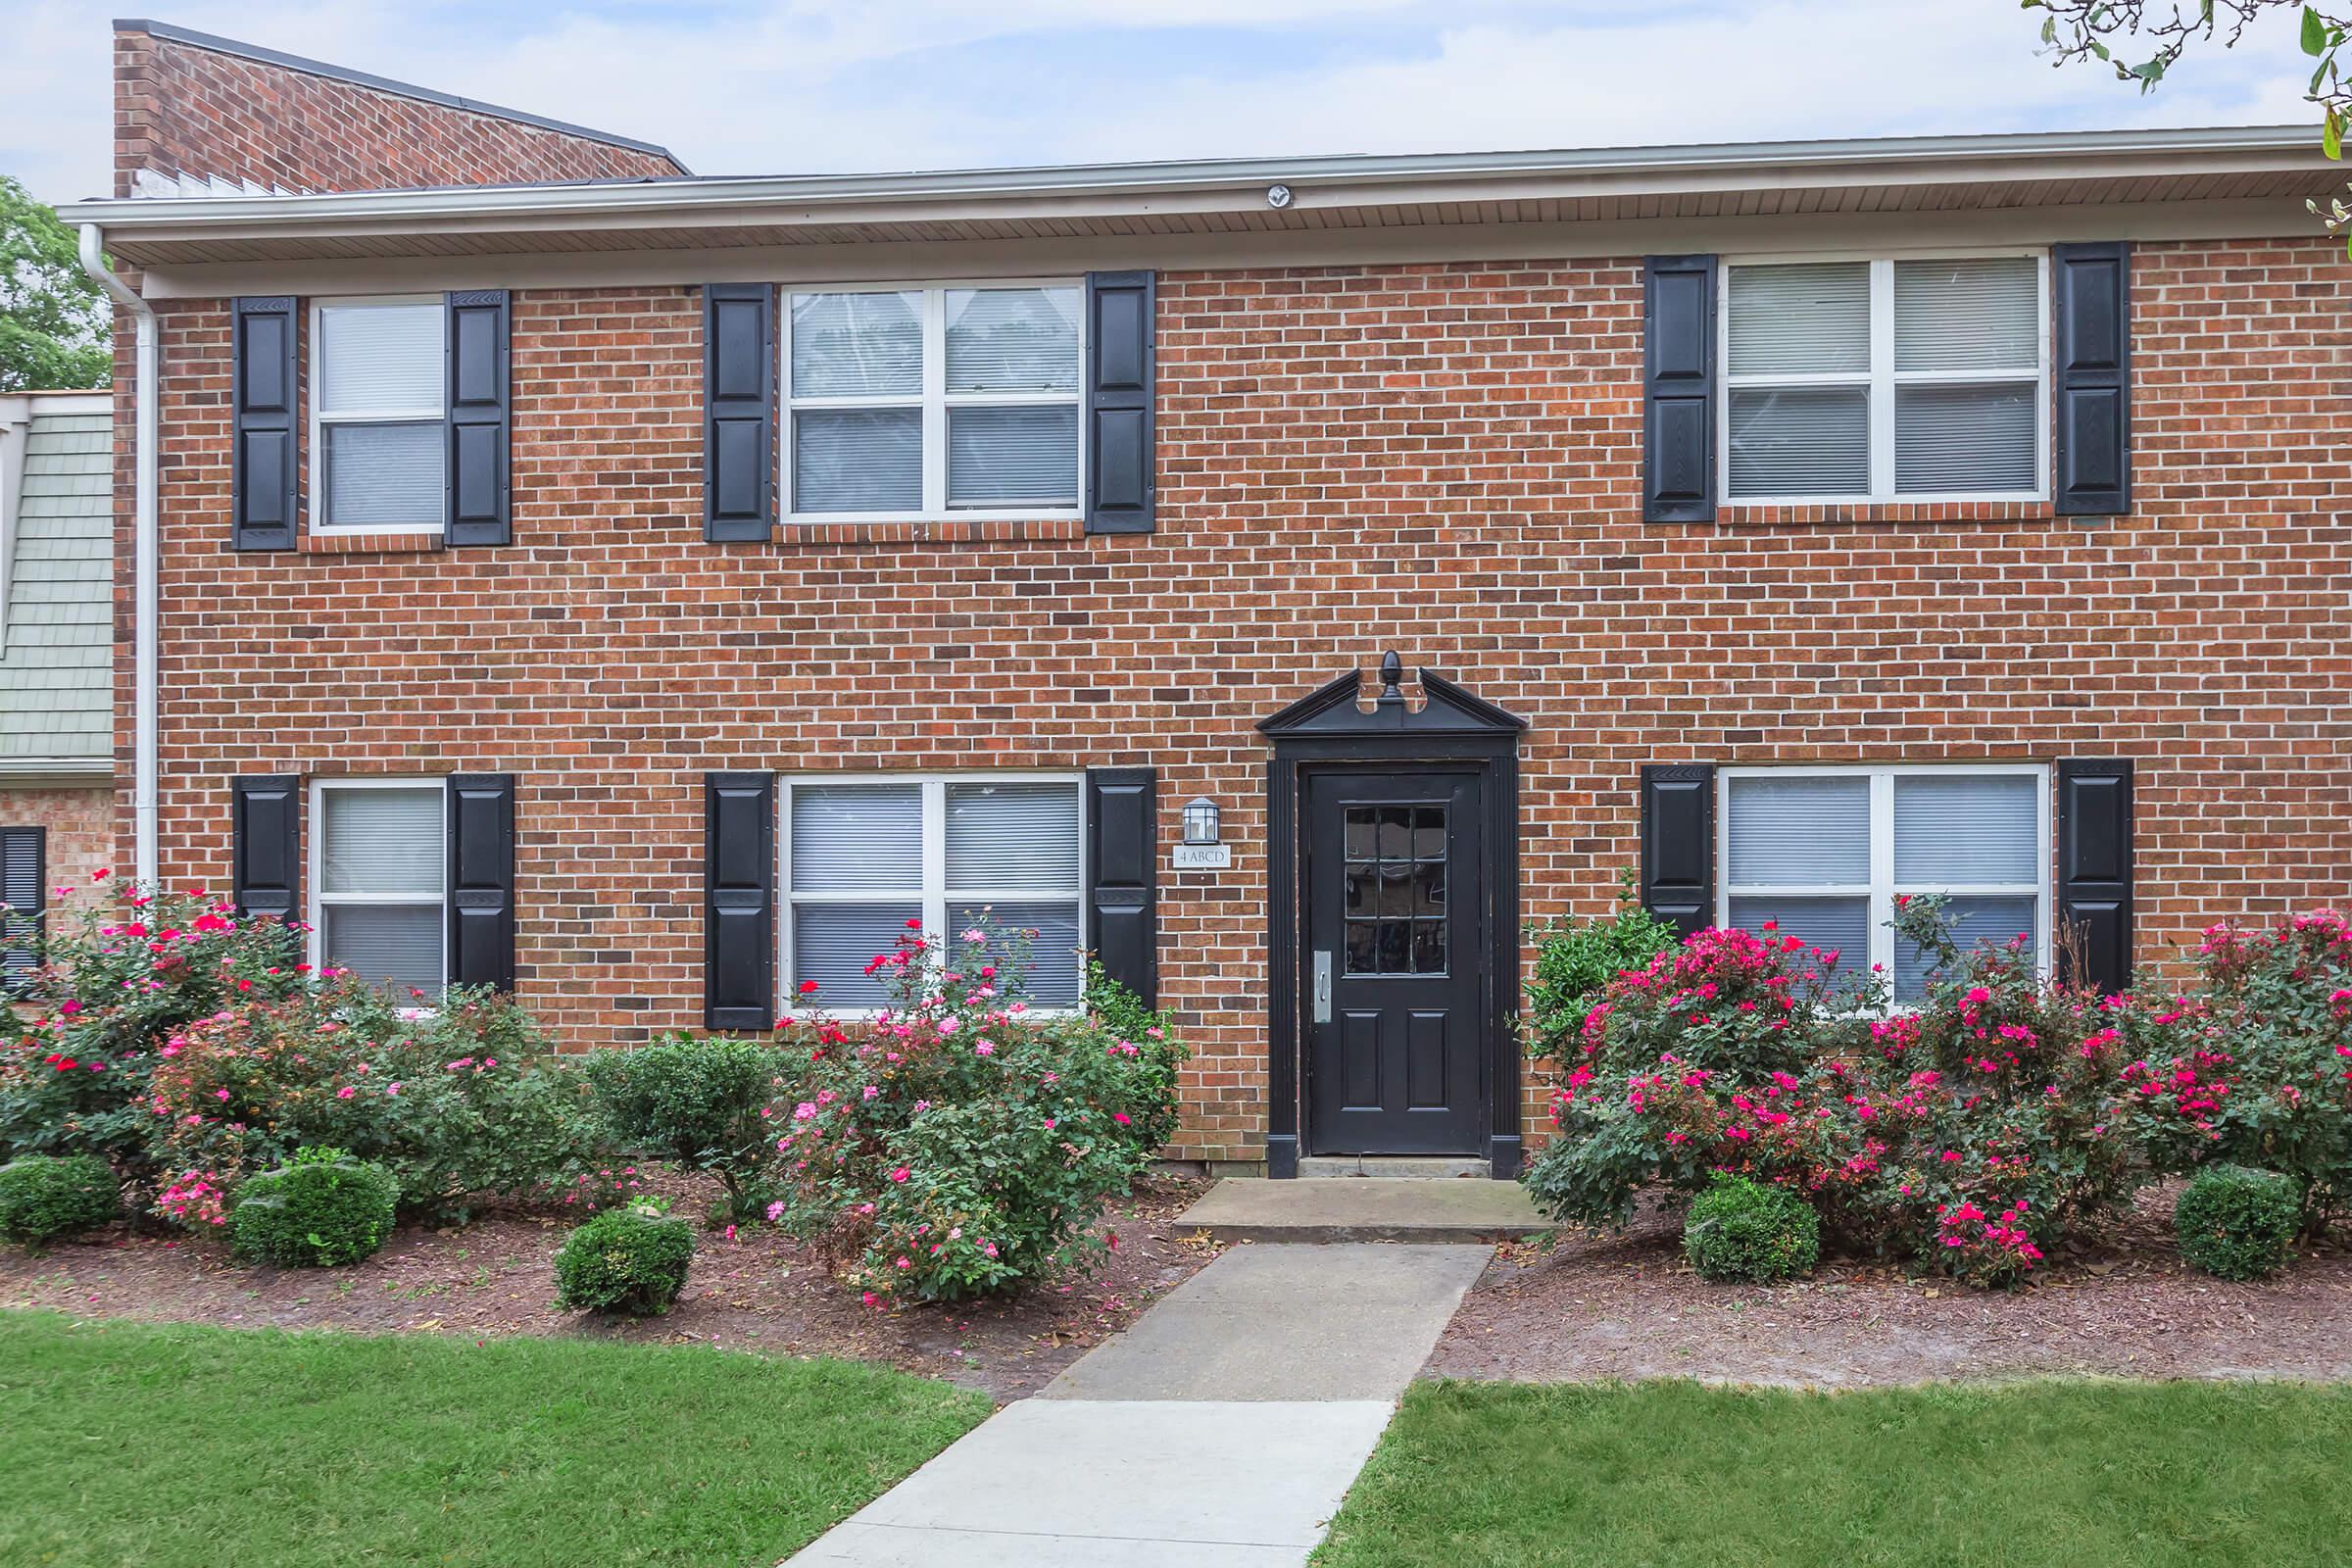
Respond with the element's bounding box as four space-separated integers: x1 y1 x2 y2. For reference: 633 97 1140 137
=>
1704 500 2059 528
775 516 1088 550
301 530 443 555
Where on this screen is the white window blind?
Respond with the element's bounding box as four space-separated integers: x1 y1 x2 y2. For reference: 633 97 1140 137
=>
1722 255 2045 503
315 783 444 999
785 283 1083 517
1720 765 2047 1003
314 300 446 530
785 776 1085 1009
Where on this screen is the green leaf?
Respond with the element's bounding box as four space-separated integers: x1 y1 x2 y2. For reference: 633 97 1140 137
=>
2326 110 2343 161
2305 5 2328 56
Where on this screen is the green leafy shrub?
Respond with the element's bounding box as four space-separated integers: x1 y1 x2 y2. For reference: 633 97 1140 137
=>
0 1153 119 1242
230 1148 398 1267
553 1201 694 1315
1682 1174 1820 1283
1083 958 1190 1154
582 1035 781 1222
1522 873 1680 1061
2175 1165 2300 1281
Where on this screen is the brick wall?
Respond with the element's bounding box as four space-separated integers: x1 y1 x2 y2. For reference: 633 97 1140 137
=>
116 243 2352 1163
0 785 116 901
113 24 682 196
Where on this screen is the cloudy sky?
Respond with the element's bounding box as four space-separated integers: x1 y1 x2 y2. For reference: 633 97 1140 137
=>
0 0 2325 204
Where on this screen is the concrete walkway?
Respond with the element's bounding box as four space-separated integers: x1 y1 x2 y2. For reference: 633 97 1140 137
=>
787 1243 1491 1566
1179 1176 1544 1244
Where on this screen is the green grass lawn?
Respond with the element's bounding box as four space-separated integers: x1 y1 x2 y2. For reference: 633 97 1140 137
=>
1316 1379 2352 1568
0 1309 990 1568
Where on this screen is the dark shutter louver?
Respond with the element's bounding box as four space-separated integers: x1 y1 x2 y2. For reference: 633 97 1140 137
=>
1 826 45 988
445 289 512 547
1639 763 1715 937
2056 760 2133 995
2052 242 2132 517
1084 271 1155 535
1084 767 1156 1004
230 775 300 922
704 772 775 1031
1642 255 1717 524
704 284 776 543
231 297 298 551
446 774 516 993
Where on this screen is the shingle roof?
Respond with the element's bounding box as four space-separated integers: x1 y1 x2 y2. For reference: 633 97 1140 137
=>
0 406 113 761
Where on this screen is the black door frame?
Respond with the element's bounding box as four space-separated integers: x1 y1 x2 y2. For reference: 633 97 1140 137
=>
1259 656 1525 1180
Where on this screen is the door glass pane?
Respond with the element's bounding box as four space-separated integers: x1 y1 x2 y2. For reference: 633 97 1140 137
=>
1727 775 1871 886
790 291 921 398
1894 895 2039 1002
793 903 921 1007
793 409 920 513
317 302 443 414
1893 773 2040 884
321 788 442 895
791 785 920 892
950 901 1081 1007
1729 262 1870 375
322 904 441 997
324 421 446 526
946 780 1080 890
1728 895 1870 972
947 406 1079 508
946 287 1080 392
1340 802 1445 976
1727 385 1870 498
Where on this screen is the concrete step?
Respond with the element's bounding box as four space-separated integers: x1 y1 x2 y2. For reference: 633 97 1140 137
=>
1298 1154 1488 1179
1174 1176 1545 1244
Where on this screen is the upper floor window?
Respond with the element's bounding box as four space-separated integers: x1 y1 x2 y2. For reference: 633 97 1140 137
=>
1721 254 2046 504
313 299 445 532
1719 764 2048 1002
784 283 1082 519
313 779 445 1000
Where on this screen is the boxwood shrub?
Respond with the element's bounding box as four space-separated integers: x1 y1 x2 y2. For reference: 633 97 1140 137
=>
2176 1165 2300 1281
1683 1174 1820 1284
230 1148 399 1267
0 1153 120 1243
553 1203 694 1316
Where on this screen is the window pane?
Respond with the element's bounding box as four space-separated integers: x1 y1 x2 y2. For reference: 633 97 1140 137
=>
790 291 921 398
1894 773 2039 884
1895 895 2039 1003
791 785 921 892
324 421 446 527
1727 386 1869 498
793 903 921 1007
323 904 441 997
1727 775 1871 886
1727 896 1870 972
1894 257 2038 372
1895 382 2036 494
322 788 442 895
946 287 1080 392
793 409 921 513
1728 262 1870 375
318 303 443 414
950 901 1081 1007
947 406 1079 508
946 781 1080 890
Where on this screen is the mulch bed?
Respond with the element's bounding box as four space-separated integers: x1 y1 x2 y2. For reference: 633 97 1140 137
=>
1431 1181 2352 1387
0 1172 1218 1402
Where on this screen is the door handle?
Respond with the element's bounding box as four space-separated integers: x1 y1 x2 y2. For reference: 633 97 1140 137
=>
1312 950 1333 1023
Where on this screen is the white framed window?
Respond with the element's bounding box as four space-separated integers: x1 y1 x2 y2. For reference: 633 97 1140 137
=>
310 297 446 533
310 778 445 1000
1716 763 2049 1002
783 282 1084 520
1719 252 2048 505
782 773 1086 1011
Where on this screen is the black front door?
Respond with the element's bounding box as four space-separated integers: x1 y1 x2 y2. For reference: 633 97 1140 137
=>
1303 769 1485 1155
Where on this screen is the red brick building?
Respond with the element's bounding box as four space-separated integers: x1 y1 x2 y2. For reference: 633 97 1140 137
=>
63 23 2352 1176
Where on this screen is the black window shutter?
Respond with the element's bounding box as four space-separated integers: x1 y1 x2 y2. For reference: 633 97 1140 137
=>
446 289 512 547
1084 271 1155 535
704 283 776 542
1642 255 1716 524
447 774 516 993
1085 767 1156 1004
705 772 775 1030
1 826 45 988
2052 242 2131 517
231 297 298 551
2056 760 2133 994
230 775 300 922
1639 763 1714 937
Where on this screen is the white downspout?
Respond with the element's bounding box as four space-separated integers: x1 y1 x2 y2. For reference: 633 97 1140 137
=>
76 225 160 889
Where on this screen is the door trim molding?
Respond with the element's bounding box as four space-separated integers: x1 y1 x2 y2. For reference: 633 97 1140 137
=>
1258 658 1524 1179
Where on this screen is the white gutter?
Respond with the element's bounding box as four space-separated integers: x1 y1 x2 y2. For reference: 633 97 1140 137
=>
75 226 160 889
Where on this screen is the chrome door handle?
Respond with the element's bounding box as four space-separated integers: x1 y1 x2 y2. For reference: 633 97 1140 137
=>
1312 951 1333 1023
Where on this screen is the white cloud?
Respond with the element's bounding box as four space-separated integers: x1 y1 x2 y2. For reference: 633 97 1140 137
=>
0 0 2325 205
